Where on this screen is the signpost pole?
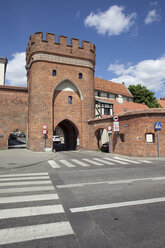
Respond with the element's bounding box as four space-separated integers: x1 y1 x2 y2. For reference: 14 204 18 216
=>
109 134 111 153
44 135 46 151
116 132 119 154
157 130 160 158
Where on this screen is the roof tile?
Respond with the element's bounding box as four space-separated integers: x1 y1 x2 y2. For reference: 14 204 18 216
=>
158 100 165 108
94 77 133 98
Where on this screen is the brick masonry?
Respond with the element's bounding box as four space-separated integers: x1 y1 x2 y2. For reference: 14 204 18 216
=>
27 32 95 151
0 86 28 149
0 32 165 157
88 109 165 157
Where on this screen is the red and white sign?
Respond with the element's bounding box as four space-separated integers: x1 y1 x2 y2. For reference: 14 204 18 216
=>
107 126 112 134
42 124 47 130
113 115 119 122
107 126 112 131
113 121 119 132
42 129 47 135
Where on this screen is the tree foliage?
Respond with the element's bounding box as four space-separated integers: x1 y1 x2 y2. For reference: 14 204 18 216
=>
128 84 161 108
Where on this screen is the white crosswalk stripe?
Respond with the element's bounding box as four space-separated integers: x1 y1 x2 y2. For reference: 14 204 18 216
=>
48 160 61 168
94 158 114 165
104 157 128 165
0 185 55 193
139 160 153 164
82 158 104 166
0 204 65 219
0 172 74 245
0 193 59 204
60 159 76 167
71 159 90 167
0 180 52 186
0 222 74 245
48 157 152 169
114 156 141 164
0 176 49 182
0 172 48 178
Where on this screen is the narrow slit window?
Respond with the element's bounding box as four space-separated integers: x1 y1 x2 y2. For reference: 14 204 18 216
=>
52 70 56 76
79 73 82 79
120 134 125 142
68 96 72 104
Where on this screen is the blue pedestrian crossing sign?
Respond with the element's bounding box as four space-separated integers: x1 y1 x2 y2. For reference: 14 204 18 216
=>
155 122 161 130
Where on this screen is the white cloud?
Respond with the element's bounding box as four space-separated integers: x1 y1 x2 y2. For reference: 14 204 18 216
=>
145 9 160 24
108 56 165 93
84 5 137 36
6 52 27 87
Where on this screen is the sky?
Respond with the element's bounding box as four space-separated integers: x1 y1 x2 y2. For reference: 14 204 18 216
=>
0 0 165 98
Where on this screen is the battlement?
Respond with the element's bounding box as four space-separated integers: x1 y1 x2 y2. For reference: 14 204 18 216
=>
26 32 95 66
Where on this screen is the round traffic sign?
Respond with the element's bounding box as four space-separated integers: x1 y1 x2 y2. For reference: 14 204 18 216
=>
107 126 112 131
113 115 119 122
42 124 47 130
42 129 47 135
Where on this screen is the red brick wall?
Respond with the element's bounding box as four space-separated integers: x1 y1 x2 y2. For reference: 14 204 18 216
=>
53 90 81 135
88 109 165 157
27 32 95 151
0 86 28 149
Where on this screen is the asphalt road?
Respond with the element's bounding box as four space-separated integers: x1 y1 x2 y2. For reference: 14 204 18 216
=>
0 150 165 248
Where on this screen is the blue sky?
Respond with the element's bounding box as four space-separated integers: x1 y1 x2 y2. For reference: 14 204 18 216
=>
1 0 165 98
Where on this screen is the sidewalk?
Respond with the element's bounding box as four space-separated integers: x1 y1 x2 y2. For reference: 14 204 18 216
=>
0 149 56 169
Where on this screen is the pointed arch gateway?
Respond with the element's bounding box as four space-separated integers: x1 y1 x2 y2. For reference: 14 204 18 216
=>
53 119 79 151
53 79 81 151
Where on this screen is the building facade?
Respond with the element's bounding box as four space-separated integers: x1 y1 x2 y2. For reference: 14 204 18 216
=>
26 32 95 151
0 57 7 85
0 32 165 157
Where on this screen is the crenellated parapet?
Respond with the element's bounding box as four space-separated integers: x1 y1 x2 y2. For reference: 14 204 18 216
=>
26 32 95 69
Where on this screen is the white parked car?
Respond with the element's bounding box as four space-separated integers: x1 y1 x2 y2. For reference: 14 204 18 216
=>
53 135 61 144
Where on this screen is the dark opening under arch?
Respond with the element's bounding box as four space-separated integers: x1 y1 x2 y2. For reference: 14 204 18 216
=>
53 120 78 152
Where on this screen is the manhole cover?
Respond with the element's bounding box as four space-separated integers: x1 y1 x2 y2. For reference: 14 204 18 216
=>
8 163 16 165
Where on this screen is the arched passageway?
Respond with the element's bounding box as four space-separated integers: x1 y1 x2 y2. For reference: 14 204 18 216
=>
95 128 109 152
53 120 79 152
8 129 27 149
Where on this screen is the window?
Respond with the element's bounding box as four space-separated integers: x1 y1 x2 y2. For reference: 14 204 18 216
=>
146 133 155 143
100 92 107 97
79 73 82 79
120 134 125 142
52 70 56 76
108 94 115 99
68 96 72 104
104 108 110 115
123 96 128 101
98 91 101 97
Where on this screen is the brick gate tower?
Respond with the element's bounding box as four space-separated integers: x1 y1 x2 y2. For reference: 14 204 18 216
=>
26 32 95 151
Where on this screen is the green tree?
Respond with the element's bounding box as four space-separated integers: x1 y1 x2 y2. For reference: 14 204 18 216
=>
128 84 161 108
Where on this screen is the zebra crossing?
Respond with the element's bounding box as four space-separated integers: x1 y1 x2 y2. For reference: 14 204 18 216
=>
48 156 152 169
0 172 74 246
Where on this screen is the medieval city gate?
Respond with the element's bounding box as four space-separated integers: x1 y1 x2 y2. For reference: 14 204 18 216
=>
26 32 95 151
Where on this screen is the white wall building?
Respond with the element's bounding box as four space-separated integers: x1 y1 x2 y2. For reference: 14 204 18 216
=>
0 57 7 85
